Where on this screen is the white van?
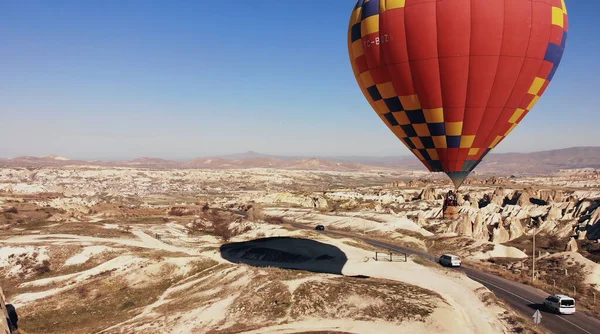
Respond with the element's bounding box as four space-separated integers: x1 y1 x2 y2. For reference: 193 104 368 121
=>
543 294 576 315
439 254 461 267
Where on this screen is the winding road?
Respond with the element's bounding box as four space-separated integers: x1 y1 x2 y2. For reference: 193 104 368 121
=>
290 222 600 334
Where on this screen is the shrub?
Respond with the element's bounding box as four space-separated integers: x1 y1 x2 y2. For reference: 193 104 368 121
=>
547 235 565 250
264 216 286 225
213 223 232 242
3 206 18 214
187 219 208 235
200 209 238 242
35 260 51 275
167 207 196 216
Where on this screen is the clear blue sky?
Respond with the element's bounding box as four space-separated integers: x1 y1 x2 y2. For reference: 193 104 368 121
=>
1 0 598 160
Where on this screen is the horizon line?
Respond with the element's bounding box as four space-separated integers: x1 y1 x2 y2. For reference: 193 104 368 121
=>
2 145 599 162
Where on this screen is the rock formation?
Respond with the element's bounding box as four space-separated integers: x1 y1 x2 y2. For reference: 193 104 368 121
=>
508 218 525 241
417 186 437 201
491 222 510 243
387 180 407 188
472 212 489 241
456 214 473 237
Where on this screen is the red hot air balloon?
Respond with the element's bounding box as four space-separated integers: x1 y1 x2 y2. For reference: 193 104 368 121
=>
348 0 568 188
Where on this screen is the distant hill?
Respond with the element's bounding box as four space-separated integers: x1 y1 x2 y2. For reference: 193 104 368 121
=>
214 151 289 160
475 147 600 175
1 147 599 175
319 147 600 175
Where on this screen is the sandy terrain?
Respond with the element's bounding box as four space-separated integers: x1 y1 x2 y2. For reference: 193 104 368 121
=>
1 224 511 333
0 165 599 333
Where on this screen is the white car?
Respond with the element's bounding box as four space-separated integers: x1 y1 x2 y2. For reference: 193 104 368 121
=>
439 254 461 267
544 294 576 315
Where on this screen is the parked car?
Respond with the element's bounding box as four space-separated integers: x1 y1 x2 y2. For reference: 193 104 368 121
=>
315 225 325 231
544 294 576 314
439 254 461 267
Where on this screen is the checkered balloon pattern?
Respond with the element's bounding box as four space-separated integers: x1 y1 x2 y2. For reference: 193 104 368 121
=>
348 0 568 188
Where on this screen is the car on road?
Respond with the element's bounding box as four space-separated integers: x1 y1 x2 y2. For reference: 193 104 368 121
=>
544 294 576 315
439 254 461 267
315 225 325 231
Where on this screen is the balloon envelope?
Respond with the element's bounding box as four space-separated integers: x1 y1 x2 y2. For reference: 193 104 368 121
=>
348 0 568 188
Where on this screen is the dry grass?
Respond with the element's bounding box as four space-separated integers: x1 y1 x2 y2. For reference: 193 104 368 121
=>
3 206 18 214
14 257 220 334
46 251 120 276
205 323 267 334
32 245 120 278
1 247 199 299
501 312 548 334
410 255 438 268
156 263 313 324
247 205 265 222
112 264 446 332
167 206 197 216
265 267 314 281
0 201 65 233
122 215 169 225
184 209 246 242
1 221 134 239
263 215 290 225
343 240 380 252
156 263 237 311
425 236 477 256
352 213 387 223
474 286 498 307
0 245 82 298
395 228 428 240
485 257 528 268
290 276 440 322
477 243 496 253
19 277 174 334
311 224 426 251
503 234 570 256
135 248 196 260
228 280 292 320
66 222 135 237
187 258 220 275
578 239 600 263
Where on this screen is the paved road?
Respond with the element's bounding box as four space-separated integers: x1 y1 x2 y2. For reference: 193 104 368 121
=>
290 223 600 334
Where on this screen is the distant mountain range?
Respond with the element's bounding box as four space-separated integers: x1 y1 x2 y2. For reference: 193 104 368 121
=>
472 146 600 174
1 147 599 175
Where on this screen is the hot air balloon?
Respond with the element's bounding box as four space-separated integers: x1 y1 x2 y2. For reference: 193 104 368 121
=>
348 0 568 189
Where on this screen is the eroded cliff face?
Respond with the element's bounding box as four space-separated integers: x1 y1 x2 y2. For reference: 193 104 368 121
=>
402 183 600 250
295 178 600 253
